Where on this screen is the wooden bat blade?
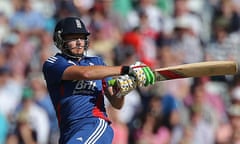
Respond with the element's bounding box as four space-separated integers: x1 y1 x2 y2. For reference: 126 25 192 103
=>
154 61 238 81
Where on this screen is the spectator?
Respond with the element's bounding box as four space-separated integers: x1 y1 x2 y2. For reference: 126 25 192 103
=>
28 72 59 144
226 104 240 143
183 104 215 144
0 65 22 118
134 96 171 144
171 15 204 64
14 87 50 144
9 0 46 36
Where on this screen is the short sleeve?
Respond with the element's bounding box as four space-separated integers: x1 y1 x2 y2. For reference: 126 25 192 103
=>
42 55 73 84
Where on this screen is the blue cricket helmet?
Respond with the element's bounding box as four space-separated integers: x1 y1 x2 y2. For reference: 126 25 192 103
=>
53 17 90 58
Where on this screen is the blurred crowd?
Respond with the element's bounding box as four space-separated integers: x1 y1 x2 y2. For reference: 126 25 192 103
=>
0 0 240 144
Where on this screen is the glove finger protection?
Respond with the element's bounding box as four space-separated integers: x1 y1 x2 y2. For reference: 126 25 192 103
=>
113 75 137 98
129 61 155 87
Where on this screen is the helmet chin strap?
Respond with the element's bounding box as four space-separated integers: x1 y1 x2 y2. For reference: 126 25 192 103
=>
61 38 89 59
62 46 87 59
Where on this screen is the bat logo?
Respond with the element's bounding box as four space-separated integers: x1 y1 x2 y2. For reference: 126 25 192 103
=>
155 70 185 81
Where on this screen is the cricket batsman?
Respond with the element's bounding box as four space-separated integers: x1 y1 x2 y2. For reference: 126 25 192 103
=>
42 16 155 144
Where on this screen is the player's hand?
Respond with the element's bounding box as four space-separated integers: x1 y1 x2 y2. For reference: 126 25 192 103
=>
113 75 137 98
129 61 155 87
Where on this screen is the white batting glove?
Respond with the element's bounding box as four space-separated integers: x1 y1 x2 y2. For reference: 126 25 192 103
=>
114 75 137 98
129 61 155 87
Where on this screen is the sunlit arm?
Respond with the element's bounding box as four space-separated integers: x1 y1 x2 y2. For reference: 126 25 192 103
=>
62 65 123 80
104 86 124 109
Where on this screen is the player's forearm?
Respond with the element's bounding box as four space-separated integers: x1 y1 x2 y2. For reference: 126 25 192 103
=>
108 96 124 109
62 65 123 80
107 93 124 109
105 87 124 109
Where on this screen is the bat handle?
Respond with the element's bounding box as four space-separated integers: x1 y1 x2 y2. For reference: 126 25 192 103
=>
108 79 116 86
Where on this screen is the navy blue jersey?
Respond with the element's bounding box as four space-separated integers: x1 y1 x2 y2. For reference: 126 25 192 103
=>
42 53 112 133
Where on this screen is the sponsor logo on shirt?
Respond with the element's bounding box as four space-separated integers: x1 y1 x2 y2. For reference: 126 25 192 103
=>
73 80 97 95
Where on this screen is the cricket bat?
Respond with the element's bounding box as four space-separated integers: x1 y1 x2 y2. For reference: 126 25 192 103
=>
108 61 238 86
153 61 238 81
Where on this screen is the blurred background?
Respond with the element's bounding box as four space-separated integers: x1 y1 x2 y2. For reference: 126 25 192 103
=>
0 0 240 143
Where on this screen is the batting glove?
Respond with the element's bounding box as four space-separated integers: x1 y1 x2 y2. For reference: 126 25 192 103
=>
113 75 137 98
121 61 155 87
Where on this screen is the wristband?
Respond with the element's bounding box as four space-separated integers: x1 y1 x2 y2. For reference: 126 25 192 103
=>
120 66 130 75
